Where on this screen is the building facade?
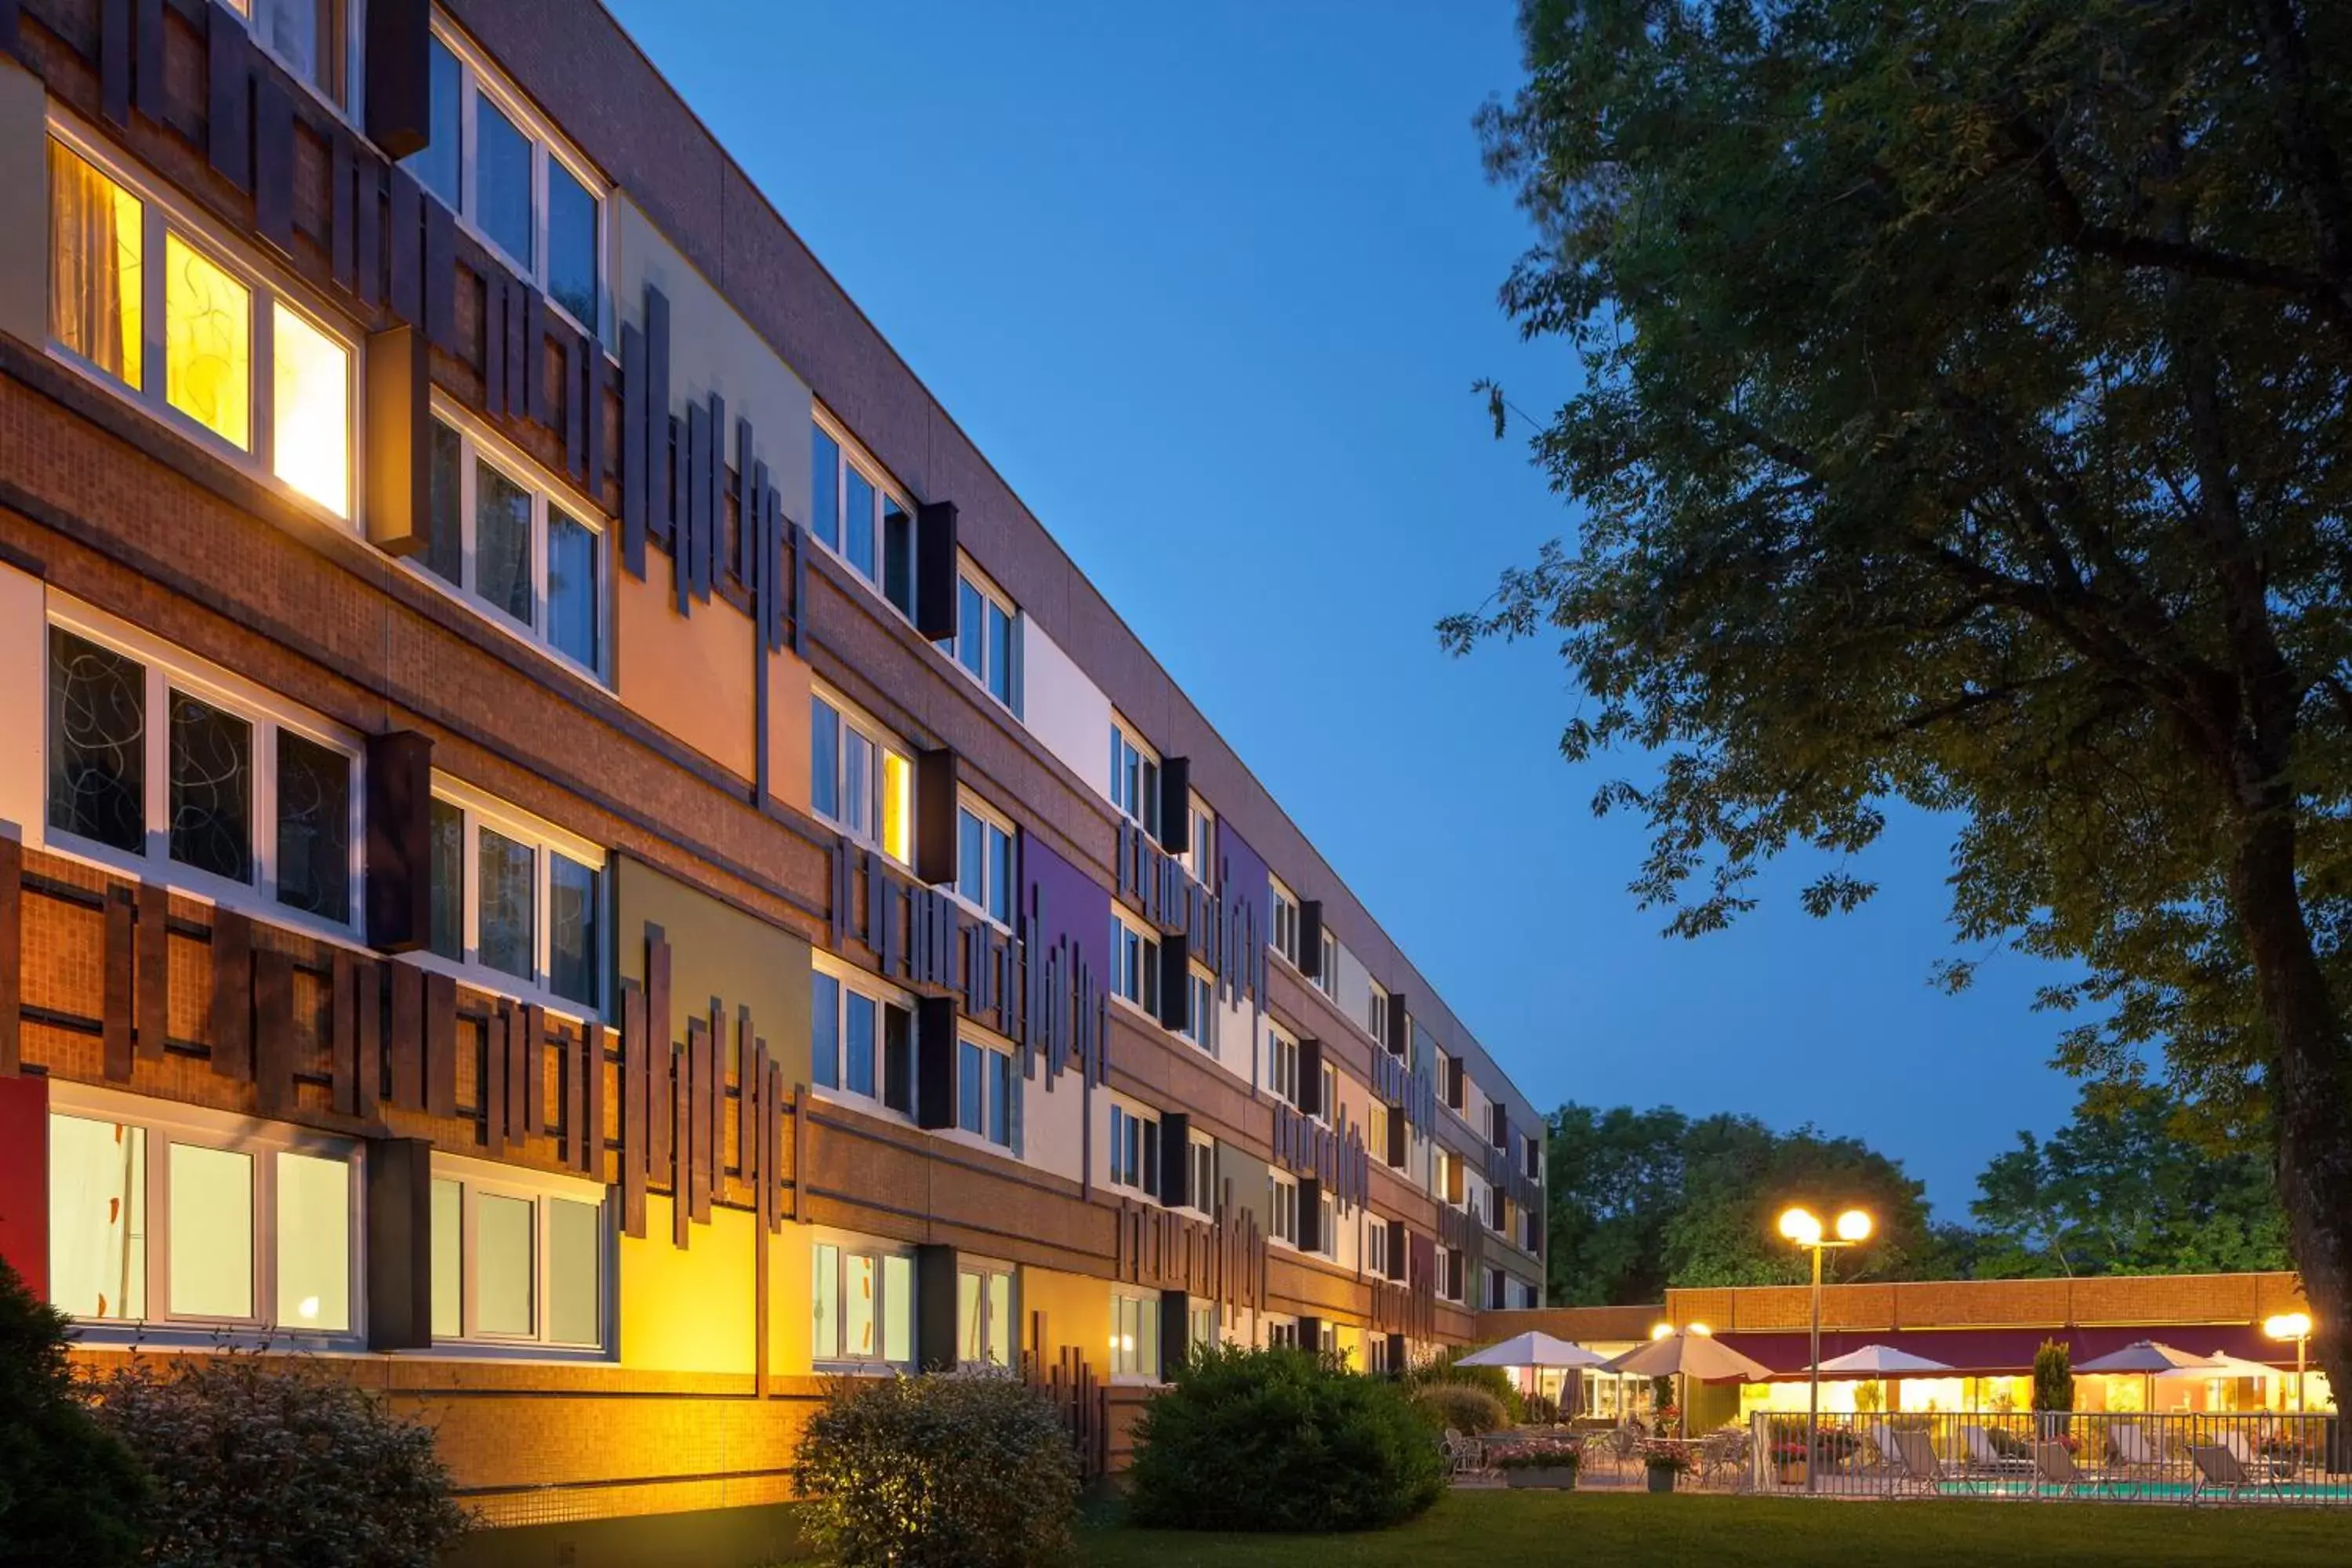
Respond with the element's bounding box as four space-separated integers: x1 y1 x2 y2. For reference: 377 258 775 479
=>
0 0 1545 1558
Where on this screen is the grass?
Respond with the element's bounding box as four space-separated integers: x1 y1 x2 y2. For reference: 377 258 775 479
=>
1080 1489 2352 1566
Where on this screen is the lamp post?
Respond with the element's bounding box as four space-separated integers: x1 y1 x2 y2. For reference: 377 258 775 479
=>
2265 1312 2314 1415
1778 1206 1874 1496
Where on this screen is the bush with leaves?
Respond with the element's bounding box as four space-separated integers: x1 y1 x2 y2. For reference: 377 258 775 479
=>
0 1259 147 1566
795 1370 1079 1568
1128 1345 1445 1533
1407 1351 1525 1423
1522 1392 1560 1425
85 1351 469 1568
1410 1381 1508 1436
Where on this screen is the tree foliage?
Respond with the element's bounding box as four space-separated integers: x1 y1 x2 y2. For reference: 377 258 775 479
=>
0 1259 146 1567
1971 1083 2290 1278
1543 1103 1942 1301
1457 0 2352 1388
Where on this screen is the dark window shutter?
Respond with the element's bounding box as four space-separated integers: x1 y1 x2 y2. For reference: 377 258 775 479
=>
1295 1313 1323 1354
1159 1112 1192 1207
883 1005 913 1115
1298 1038 1323 1116
363 0 433 159
363 328 429 554
364 731 432 952
1385 1104 1406 1168
914 998 956 1130
1159 1289 1189 1374
1386 991 1409 1058
1298 1180 1322 1253
1156 933 1190 1033
365 1136 433 1348
1297 900 1325 978
914 748 957 885
1387 1218 1406 1280
914 500 958 640
1157 757 1190 855
915 1243 958 1370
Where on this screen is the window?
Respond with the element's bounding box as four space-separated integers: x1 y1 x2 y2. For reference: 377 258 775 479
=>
1187 1301 1217 1356
1525 1134 1543 1181
1366 1215 1390 1279
1316 1062 1337 1128
1108 1102 1160 1195
1440 1246 1465 1304
418 413 607 675
1110 1290 1160 1381
945 565 1018 712
811 1238 914 1368
1268 1174 1299 1246
1314 1189 1335 1258
811 691 913 865
1367 981 1389 1051
49 135 352 517
48 1093 352 1336
956 1035 1014 1150
1269 878 1299 966
1486 1267 1507 1312
230 0 355 114
1367 1102 1388 1167
1108 719 1160 838
1109 913 1160 1015
1181 796 1214 886
957 1263 1015 1367
809 964 916 1117
423 782 603 1011
809 417 917 619
954 800 1014 927
405 26 605 335
45 618 359 928
1187 1134 1216 1217
1266 1024 1299 1107
1316 929 1339 998
427 1158 602 1348
1178 965 1215 1052
1523 1208 1542 1253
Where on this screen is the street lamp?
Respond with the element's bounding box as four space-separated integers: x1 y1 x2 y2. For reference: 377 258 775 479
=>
2265 1312 2314 1415
1779 1205 1873 1495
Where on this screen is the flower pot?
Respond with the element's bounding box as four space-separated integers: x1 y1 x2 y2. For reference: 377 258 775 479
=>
1774 1461 1807 1488
1504 1466 1578 1490
1646 1465 1679 1494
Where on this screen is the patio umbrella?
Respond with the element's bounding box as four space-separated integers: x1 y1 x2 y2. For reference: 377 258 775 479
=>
1808 1345 1954 1416
1601 1333 1773 1437
2074 1340 2220 1413
1454 1331 1609 1370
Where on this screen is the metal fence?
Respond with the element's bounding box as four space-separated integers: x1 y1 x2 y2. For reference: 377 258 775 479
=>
1744 1409 2351 1504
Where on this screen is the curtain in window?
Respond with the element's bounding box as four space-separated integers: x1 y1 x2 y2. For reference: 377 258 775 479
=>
49 143 142 387
48 1116 146 1320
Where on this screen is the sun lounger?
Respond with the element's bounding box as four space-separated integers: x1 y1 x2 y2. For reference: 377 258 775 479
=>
2034 1441 2129 1501
1892 1428 1962 1496
2189 1443 2285 1504
1962 1425 2035 1485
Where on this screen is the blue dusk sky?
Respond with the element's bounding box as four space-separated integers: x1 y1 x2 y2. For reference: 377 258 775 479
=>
603 0 2083 1218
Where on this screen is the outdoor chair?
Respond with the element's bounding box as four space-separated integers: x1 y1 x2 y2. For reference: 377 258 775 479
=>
2219 1427 2294 1483
2033 1440 2123 1501
1863 1421 1903 1472
1604 1425 1642 1478
1961 1425 2035 1488
2107 1423 2167 1494
1892 1428 1965 1497
2189 1443 2285 1504
1441 1428 1483 1482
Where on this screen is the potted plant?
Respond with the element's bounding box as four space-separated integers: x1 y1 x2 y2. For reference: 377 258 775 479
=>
1769 1439 1809 1488
1642 1443 1694 1494
1496 1441 1582 1490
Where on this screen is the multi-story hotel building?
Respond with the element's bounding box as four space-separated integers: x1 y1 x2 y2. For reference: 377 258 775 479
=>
0 1 1546 1558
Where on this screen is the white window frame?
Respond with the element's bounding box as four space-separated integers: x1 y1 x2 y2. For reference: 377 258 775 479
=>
808 953 918 1121
952 793 1016 931
1315 1061 1337 1130
1316 929 1339 998
1365 1213 1390 1279
1269 877 1299 967
1110 1288 1161 1383
45 119 360 524
1314 1188 1336 1258
1268 1171 1299 1248
1185 1133 1216 1220
1186 1300 1218 1356
427 1149 607 1356
1178 963 1217 1052
953 1027 1017 1152
811 684 915 867
227 0 366 126
1366 980 1389 1051
1181 794 1214 886
42 597 365 940
942 557 1021 715
811 1231 916 1372
1107 1097 1161 1196
809 408 920 622
1108 715 1161 838
956 1258 1018 1369
416 18 609 340
46 1082 362 1345
420 774 607 1020
1109 911 1160 1017
413 401 610 684
1266 1022 1299 1107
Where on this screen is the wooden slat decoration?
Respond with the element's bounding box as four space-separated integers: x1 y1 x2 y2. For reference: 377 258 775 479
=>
519 1002 544 1139
254 947 294 1116
619 321 647 575
388 959 423 1108
583 1022 607 1180
482 1007 506 1156
564 1020 585 1170
646 927 671 1174
387 169 421 325
736 1007 757 1185
670 1046 688 1248
709 1000 728 1200
684 1017 708 1225
102 887 133 1082
252 74 294 256
619 981 645 1233
133 0 163 120
210 908 252 1080
356 160 383 310
482 274 506 418
423 970 457 1116
351 956 379 1122
645 288 671 547
423 200 456 351
100 0 131 126
510 1000 534 1142
330 137 356 292
510 283 535 422
330 950 357 1116
585 341 608 506
136 881 167 1061
768 1063 787 1232
563 332 585 481
0 836 21 1076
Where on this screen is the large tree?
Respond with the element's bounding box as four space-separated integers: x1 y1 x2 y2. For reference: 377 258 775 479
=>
1455 0 2352 1391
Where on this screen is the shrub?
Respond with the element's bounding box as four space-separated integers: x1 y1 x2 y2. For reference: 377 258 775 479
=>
0 1259 147 1566
1128 1345 1445 1533
1409 1352 1526 1423
795 1370 1079 1568
1410 1382 1508 1435
1522 1392 1560 1425
2033 1340 2074 1413
85 1351 469 1568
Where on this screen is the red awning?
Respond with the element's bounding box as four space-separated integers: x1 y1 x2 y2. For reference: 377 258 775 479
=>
1717 1323 2296 1380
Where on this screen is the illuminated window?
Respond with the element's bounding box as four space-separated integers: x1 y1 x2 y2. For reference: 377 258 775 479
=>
1366 1215 1390 1279
419 413 607 676
163 231 251 449
811 691 913 864
270 303 349 514
427 1158 603 1349
46 1093 351 1337
1187 1134 1216 1218
1182 796 1214 886
1316 929 1339 998
1316 1062 1337 1128
422 780 604 1013
811 1239 913 1369
1367 980 1389 1051
1111 1290 1160 1381
1188 1301 1216 1356
957 1263 1014 1367
809 961 916 1118
49 141 142 389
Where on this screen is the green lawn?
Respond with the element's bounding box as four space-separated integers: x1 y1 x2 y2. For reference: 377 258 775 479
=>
1081 1490 2352 1566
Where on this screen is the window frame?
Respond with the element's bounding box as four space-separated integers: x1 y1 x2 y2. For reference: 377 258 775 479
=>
1178 962 1217 1052
426 1149 608 1356
228 0 365 125
42 599 365 940
956 1258 1018 1369
1269 877 1300 967
809 408 921 623
1315 1061 1337 1130
953 1026 1017 1152
46 1082 362 1345
45 120 359 524
1107 715 1161 839
942 557 1021 714
1109 1287 1162 1383
1109 910 1160 1018
810 684 916 868
808 954 919 1123
1267 1171 1300 1248
1185 1133 1217 1220
952 793 1017 931
1316 929 1339 998
413 401 611 683
1366 979 1389 1051
1181 793 1214 886
419 774 607 1019
1266 1022 1300 1107
414 19 609 340
1106 1098 1162 1196
810 1231 916 1373
1365 1213 1390 1279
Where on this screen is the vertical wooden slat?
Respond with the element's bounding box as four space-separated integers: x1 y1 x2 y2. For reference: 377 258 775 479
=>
206 3 249 188
769 1062 786 1231
670 1045 689 1247
622 980 647 1236
136 881 168 1061
424 201 456 351
103 887 133 1082
583 1021 606 1180
356 162 383 310
738 1009 757 1187
563 330 585 482
100 0 131 125
424 970 457 1116
252 75 294 256
482 1009 506 1156
353 956 380 1122
619 321 647 577
209 908 252 1080
510 1001 534 1141
586 341 609 508
519 1002 544 1138
254 948 293 1116
509 282 533 419
683 1017 706 1224
330 949 358 1116
133 0 163 119
647 929 671 1174
482 275 506 418
387 169 421 325
564 1021 586 1171
0 836 20 1076
388 960 423 1108
331 137 356 292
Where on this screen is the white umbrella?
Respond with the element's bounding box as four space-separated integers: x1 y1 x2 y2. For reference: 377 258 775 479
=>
1454 1331 1609 1370
2075 1340 2219 1413
1809 1345 1955 1377
1602 1333 1773 1438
